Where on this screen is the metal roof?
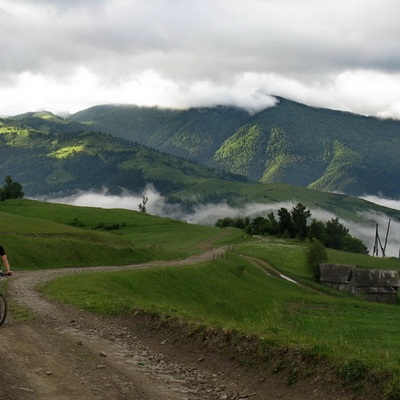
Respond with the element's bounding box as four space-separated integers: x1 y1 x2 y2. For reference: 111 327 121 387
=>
352 268 400 288
320 264 400 288
319 264 354 283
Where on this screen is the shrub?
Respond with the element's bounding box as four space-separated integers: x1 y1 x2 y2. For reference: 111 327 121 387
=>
306 239 327 281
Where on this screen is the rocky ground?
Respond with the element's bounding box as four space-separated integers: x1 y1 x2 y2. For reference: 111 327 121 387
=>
0 250 376 399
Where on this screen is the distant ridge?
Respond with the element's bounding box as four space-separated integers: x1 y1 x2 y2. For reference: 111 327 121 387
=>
69 97 400 198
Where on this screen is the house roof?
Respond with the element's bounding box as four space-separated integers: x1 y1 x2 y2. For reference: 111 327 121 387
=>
320 263 400 289
319 264 354 283
352 268 400 288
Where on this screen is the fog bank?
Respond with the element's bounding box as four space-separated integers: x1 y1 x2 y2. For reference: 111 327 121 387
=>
38 186 400 258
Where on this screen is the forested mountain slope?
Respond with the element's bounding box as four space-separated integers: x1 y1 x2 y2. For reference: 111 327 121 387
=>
71 105 249 163
0 114 244 197
70 98 400 197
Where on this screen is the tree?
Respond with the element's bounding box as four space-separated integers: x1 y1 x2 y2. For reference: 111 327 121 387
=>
138 196 148 213
343 235 369 255
0 175 24 201
266 212 279 235
291 202 311 239
251 216 267 235
277 207 294 237
216 217 235 228
324 217 349 250
307 218 327 242
306 239 328 282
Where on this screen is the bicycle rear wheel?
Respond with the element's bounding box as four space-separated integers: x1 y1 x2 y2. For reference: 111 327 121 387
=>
0 293 7 326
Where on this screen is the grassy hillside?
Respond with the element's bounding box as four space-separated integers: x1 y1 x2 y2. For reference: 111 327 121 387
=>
41 238 400 398
0 199 246 270
0 115 244 197
4 197 400 397
169 180 400 223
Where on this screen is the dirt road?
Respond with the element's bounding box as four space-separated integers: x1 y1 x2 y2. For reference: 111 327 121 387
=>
0 250 367 400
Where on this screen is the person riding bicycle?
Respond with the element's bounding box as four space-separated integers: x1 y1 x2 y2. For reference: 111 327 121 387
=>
0 245 12 276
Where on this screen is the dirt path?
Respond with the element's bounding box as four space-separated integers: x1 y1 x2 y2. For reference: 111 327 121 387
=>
0 249 369 400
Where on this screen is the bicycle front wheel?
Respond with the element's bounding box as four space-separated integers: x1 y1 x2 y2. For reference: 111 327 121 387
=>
0 293 7 326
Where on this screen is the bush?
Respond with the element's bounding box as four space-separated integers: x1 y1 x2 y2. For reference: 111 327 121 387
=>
306 239 327 281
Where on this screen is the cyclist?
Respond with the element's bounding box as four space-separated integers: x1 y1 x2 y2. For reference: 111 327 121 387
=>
0 245 12 276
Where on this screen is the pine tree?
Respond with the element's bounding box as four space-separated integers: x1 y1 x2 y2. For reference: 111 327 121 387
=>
0 175 24 201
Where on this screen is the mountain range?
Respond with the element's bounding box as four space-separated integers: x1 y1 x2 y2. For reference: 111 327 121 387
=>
69 97 400 198
1 97 399 212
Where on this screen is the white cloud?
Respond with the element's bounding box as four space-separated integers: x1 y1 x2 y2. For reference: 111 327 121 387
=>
360 195 400 211
2 0 400 116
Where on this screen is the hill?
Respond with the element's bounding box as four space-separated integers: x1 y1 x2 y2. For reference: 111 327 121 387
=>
0 114 244 197
4 197 400 399
69 98 400 198
0 198 245 269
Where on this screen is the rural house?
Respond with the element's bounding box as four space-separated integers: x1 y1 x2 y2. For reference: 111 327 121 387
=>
319 264 400 304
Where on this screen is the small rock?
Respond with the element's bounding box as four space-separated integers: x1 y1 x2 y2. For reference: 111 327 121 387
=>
18 387 35 393
99 351 107 357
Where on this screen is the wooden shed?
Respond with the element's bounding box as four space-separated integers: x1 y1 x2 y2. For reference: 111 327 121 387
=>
349 268 400 304
319 264 400 304
319 263 354 291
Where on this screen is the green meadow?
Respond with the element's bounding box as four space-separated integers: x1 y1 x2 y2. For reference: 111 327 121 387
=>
3 198 400 396
41 242 400 396
0 198 246 269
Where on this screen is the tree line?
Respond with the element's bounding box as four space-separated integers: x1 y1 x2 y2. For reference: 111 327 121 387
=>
215 202 369 254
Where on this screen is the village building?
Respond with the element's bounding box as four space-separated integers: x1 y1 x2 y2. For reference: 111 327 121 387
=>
319 264 400 304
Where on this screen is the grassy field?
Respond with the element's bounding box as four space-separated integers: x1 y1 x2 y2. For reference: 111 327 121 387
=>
40 235 400 396
4 198 400 396
0 199 246 269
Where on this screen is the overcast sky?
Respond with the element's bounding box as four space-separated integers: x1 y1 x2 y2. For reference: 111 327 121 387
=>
1 0 400 117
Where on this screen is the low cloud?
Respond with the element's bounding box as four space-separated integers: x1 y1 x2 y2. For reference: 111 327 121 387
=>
360 195 400 211
38 185 400 258
2 1 400 117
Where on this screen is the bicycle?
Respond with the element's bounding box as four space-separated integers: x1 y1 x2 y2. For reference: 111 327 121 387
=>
0 271 11 327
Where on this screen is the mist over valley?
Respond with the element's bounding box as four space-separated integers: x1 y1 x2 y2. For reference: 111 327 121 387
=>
38 185 400 258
